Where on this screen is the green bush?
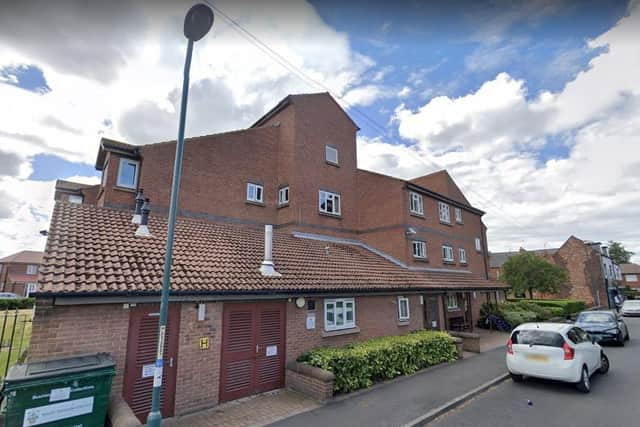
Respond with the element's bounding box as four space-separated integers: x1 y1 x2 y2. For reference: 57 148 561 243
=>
516 299 585 315
0 298 35 310
503 310 538 327
297 330 458 393
480 302 503 318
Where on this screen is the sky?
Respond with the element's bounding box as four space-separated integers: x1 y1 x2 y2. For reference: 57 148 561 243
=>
0 0 639 263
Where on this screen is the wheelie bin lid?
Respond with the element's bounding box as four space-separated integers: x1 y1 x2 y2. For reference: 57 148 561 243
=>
4 353 115 384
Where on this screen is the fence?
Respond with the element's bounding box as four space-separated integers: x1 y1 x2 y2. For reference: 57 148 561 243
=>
0 308 33 378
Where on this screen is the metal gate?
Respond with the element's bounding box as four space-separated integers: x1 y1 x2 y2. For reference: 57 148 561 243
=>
0 308 33 378
219 302 286 402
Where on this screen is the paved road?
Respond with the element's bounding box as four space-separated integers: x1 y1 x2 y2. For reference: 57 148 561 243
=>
272 346 508 427
430 316 640 427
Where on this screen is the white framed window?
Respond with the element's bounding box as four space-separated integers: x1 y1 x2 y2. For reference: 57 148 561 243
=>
324 298 355 331
246 183 264 203
459 248 467 264
325 145 339 165
398 296 410 321
25 282 37 297
442 245 454 262
475 237 482 252
278 186 289 205
116 158 139 189
438 202 450 223
319 190 341 215
627 274 638 282
26 264 38 275
455 207 463 224
409 192 424 215
447 294 458 310
412 241 427 259
68 194 83 204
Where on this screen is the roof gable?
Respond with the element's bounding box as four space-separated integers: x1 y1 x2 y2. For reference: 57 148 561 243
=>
0 250 44 264
409 170 470 206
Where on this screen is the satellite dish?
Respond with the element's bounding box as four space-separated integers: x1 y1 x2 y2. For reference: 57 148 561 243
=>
184 4 214 41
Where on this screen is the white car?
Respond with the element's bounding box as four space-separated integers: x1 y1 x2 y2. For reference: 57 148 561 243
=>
621 300 640 316
506 323 609 393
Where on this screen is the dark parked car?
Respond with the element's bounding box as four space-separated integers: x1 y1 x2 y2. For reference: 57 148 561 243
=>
575 311 630 346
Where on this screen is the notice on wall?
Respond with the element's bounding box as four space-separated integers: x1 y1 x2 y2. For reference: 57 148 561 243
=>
142 364 155 378
23 396 94 427
431 321 438 329
266 345 278 357
48 387 70 403
153 366 163 387
306 313 316 330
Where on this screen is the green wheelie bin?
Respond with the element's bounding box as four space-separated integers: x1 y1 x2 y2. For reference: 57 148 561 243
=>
1 353 115 427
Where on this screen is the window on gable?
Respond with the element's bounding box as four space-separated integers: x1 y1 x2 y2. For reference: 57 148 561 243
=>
412 241 427 259
455 207 463 224
247 183 264 203
68 194 83 204
398 296 410 321
438 202 450 224
325 145 339 165
117 158 139 189
26 264 38 275
278 186 289 205
25 282 37 297
325 298 355 331
447 294 458 310
475 237 482 252
319 190 341 215
442 245 454 262
409 192 424 215
459 248 467 264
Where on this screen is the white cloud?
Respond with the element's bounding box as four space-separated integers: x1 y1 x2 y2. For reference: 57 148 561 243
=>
362 1 640 263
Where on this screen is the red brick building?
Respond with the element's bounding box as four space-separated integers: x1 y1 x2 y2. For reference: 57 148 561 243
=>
33 93 506 421
621 263 640 289
490 236 614 307
0 250 43 296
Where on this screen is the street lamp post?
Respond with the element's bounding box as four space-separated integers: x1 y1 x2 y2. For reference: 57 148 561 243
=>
146 4 214 426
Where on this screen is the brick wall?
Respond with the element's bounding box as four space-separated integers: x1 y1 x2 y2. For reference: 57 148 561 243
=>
285 294 424 363
0 262 38 294
285 363 334 402
29 299 130 394
174 302 223 414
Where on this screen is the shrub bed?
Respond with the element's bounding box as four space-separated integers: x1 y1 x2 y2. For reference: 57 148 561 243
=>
514 299 585 315
297 330 457 393
0 298 35 310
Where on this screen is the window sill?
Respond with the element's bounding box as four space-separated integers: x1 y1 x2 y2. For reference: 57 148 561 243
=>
397 320 410 326
447 307 461 312
319 211 342 219
442 260 456 265
246 200 265 207
456 221 464 225
459 262 468 266
277 203 290 209
413 257 429 263
325 161 340 168
113 186 136 193
409 212 425 219
439 221 453 227
321 326 360 338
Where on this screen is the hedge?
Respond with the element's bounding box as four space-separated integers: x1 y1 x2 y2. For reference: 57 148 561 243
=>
0 298 35 310
297 330 457 393
515 299 585 315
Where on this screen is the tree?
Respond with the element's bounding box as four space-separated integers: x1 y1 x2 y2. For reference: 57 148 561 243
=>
608 241 634 265
501 252 568 299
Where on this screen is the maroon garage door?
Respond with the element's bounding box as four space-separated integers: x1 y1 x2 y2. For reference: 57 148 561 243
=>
219 302 286 402
123 304 180 422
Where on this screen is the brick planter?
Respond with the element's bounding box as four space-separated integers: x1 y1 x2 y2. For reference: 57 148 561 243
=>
286 362 335 402
449 331 481 353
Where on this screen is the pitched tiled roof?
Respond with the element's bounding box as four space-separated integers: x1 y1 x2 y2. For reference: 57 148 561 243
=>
621 263 640 274
0 250 43 265
38 202 505 296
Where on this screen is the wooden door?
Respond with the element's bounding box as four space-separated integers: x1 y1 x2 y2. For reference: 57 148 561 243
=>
425 295 441 330
123 304 181 423
219 302 286 402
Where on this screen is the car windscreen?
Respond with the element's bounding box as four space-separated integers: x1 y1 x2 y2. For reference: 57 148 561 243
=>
577 313 615 323
511 330 565 347
624 301 640 306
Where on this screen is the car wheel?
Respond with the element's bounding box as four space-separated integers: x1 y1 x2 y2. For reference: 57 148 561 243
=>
618 332 625 346
510 373 524 383
576 366 591 393
598 353 610 374
625 331 630 341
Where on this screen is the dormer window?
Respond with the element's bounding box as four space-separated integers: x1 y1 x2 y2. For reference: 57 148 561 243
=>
68 195 83 204
325 145 339 165
117 158 139 189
